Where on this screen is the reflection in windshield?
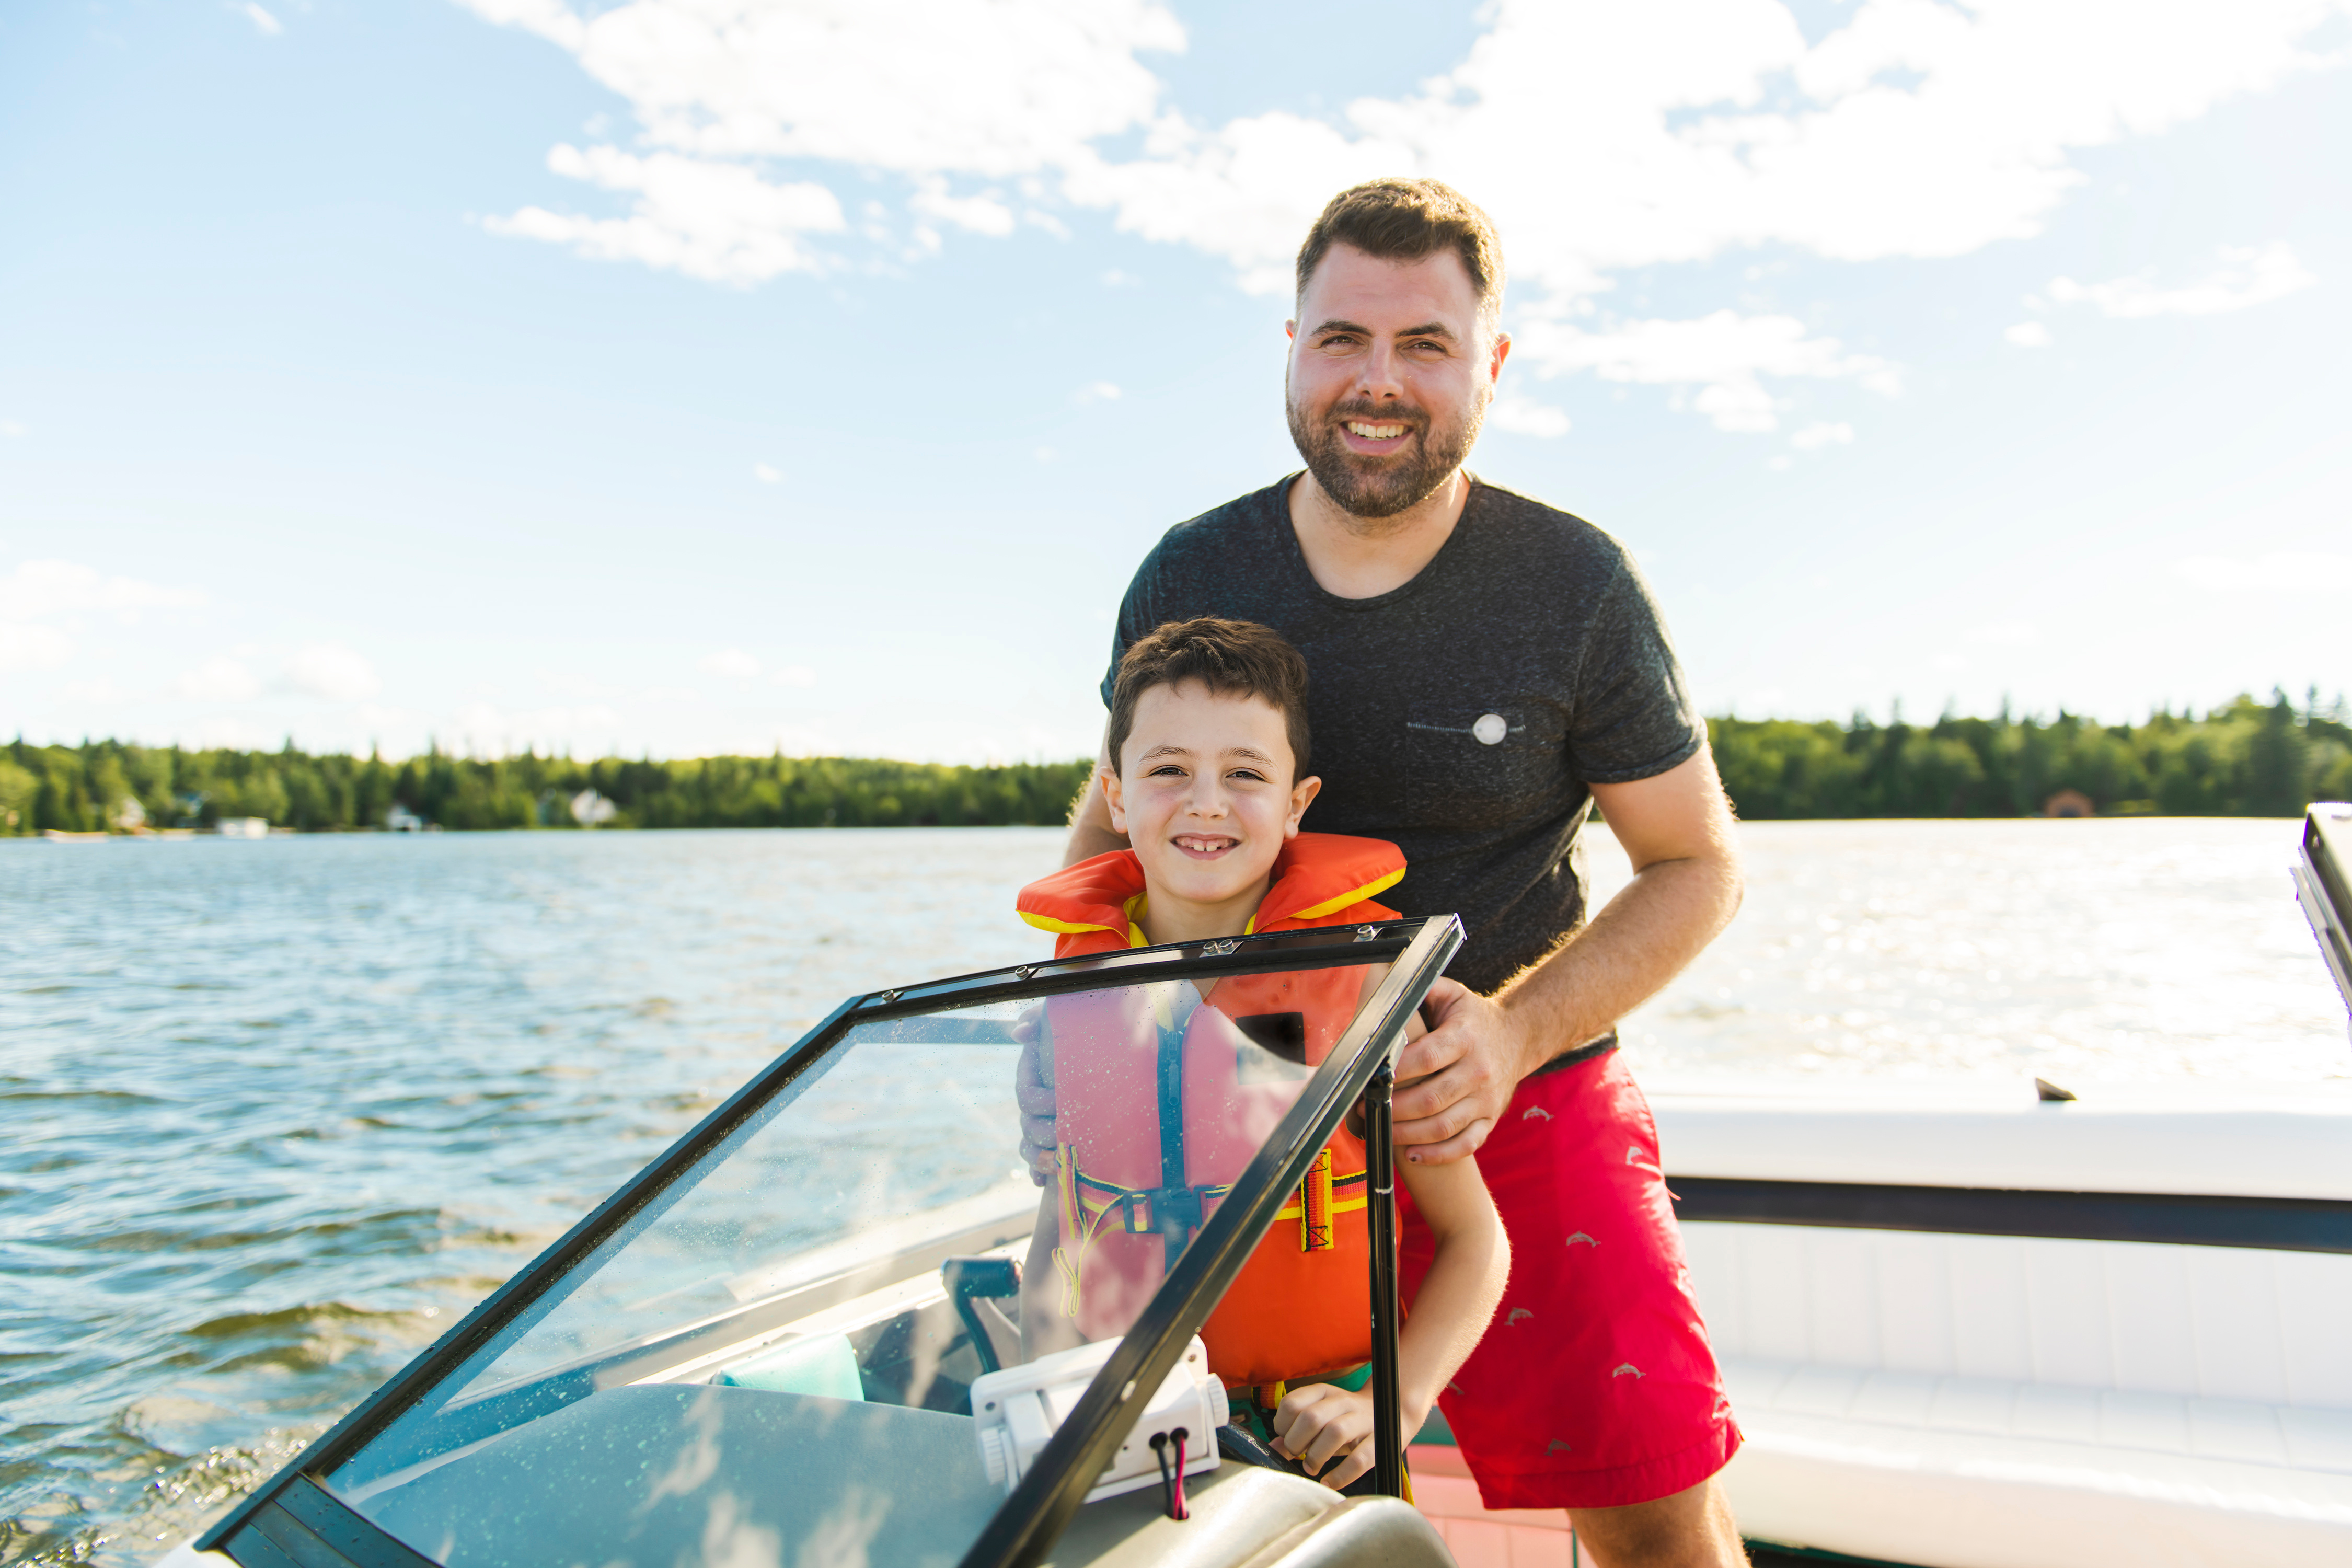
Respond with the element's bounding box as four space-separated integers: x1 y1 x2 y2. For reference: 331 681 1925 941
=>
318 958 1391 1568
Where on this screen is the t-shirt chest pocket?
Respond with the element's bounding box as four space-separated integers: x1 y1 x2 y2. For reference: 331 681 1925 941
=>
1402 704 1570 829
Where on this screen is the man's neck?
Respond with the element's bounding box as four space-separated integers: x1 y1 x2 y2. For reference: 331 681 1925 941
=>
1286 468 1471 601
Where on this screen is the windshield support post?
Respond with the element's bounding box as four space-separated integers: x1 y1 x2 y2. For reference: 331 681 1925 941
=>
1366 1053 1406 1499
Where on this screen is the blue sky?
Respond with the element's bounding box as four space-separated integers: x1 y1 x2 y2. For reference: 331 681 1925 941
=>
3 0 2348 763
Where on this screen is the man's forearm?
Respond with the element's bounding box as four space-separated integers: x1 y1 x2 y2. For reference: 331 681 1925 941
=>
1060 740 1127 868
1495 850 1740 1071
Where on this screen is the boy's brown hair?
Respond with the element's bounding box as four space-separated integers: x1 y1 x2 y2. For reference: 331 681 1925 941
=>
1294 178 1506 328
1107 618 1312 779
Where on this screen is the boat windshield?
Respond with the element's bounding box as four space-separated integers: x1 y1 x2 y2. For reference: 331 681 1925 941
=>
301 921 1451 1568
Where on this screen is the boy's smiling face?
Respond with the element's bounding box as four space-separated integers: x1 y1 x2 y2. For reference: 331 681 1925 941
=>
1103 681 1321 944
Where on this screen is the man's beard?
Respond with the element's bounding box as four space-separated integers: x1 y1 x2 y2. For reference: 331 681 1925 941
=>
1285 389 1484 523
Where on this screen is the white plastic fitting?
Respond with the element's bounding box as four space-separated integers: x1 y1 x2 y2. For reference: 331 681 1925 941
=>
969 1335 1222 1503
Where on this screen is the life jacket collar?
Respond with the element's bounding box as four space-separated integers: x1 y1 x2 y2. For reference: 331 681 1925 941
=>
1017 832 1405 956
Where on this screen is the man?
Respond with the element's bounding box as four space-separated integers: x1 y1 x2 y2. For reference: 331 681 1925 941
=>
1028 179 1747 1568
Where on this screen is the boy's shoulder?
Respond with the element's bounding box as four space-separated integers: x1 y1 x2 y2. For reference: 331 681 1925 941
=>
1254 834 1406 933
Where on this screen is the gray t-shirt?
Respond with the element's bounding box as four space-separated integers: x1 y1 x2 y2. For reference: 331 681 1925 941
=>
1103 474 1704 996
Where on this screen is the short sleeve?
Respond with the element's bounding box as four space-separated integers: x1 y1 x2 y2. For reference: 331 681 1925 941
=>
1099 552 1163 709
1565 554 1707 785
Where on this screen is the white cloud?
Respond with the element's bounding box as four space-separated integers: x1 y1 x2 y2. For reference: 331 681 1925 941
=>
464 0 1181 275
177 656 262 702
486 144 846 283
1074 380 1122 403
0 559 206 621
242 3 283 36
701 649 763 678
1790 420 1855 449
1965 621 2038 647
0 419 25 438
283 642 382 702
754 462 782 482
1518 311 1898 432
466 0 2349 422
910 179 1017 238
0 559 205 671
2173 550 2352 594
771 664 817 688
0 623 72 674
2049 241 2317 318
2005 320 2053 348
1488 394 1572 439
451 700 625 751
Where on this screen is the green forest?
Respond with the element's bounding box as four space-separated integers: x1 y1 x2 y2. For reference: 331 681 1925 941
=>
1709 691 2350 820
4 691 2346 835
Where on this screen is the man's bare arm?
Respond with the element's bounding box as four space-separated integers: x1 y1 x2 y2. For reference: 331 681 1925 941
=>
1390 746 1743 1162
1061 729 1127 868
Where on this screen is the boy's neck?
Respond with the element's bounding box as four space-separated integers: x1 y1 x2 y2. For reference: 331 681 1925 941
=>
1135 871 1276 948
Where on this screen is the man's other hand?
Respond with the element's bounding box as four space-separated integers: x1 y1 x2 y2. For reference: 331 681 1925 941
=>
1389 977 1535 1164
1012 1008 1057 1185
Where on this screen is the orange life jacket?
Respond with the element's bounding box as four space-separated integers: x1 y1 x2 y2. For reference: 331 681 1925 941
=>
1016 834 1406 1388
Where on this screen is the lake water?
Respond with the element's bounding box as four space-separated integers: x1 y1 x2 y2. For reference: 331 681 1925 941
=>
3 821 2344 1564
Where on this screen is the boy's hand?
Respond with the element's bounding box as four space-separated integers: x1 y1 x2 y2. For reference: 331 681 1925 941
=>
1011 1008 1057 1185
1270 1383 1375 1491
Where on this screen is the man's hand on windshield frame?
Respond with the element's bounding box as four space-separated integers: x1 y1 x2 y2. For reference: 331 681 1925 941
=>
1389 749 1743 1163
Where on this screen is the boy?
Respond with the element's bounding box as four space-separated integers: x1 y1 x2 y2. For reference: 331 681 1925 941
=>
1014 617 1507 1491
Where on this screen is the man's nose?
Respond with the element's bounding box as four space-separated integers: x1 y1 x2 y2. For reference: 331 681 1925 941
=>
1354 342 1406 400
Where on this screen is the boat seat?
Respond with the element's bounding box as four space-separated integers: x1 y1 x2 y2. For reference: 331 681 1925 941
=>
1720 1356 2352 1568
1679 1220 2352 1566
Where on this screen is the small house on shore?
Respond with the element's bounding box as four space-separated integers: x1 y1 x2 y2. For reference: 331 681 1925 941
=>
2042 787 2095 818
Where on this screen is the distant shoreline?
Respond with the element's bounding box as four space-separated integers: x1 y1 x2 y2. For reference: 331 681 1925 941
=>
6 691 2346 835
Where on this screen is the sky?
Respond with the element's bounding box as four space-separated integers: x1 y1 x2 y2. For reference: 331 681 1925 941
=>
3 0 2348 764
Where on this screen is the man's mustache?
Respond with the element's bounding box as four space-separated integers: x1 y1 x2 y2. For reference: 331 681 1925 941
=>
1321 402 1427 433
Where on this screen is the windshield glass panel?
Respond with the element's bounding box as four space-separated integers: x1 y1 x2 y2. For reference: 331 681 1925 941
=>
321 949 1401 1568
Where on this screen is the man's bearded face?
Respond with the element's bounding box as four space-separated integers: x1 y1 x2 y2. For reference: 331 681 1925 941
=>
1283 244 1496 524
1285 376 1486 521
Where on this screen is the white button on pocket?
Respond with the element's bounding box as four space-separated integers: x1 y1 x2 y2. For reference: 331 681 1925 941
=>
1473 713 1509 746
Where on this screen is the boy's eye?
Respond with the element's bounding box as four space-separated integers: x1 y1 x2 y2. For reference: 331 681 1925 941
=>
1146 764 1186 778
1228 768 1267 783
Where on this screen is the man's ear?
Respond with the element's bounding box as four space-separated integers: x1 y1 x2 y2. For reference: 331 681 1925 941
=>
1285 319 1297 341
1488 329 1512 384
1284 774 1322 837
1101 767 1128 835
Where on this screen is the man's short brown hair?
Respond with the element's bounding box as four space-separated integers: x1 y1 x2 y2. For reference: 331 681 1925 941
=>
1295 178 1506 327
1107 618 1312 779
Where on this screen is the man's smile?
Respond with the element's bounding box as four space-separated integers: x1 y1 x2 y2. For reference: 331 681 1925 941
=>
1346 420 1408 442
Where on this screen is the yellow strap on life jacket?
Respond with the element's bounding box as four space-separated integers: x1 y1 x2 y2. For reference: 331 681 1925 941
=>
1271 1158 1366 1250
1300 1149 1335 1252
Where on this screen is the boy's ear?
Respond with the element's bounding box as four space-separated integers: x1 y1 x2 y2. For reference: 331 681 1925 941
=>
1284 774 1321 838
1100 766 1128 835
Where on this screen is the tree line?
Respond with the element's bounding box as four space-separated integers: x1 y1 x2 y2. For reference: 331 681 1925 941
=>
1709 690 2350 820
0 743 1097 834
4 691 2346 836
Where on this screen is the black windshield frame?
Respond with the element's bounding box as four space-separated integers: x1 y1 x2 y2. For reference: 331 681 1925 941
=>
198 915 1463 1567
